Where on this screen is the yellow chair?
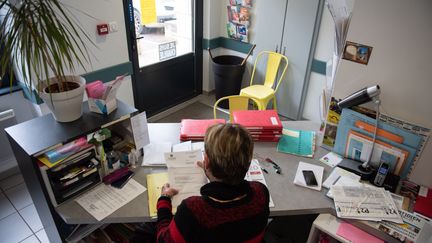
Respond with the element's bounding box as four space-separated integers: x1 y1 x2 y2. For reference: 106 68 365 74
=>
240 51 289 111
213 95 261 122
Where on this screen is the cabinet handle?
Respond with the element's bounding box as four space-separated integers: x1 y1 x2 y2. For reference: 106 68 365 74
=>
283 46 286 55
275 45 279 53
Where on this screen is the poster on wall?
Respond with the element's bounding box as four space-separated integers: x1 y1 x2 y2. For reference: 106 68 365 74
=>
342 41 373 65
227 0 252 43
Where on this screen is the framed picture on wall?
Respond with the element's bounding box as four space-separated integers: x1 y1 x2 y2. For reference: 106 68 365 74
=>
342 41 373 65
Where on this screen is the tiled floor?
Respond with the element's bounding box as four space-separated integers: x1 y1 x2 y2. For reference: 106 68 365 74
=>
0 172 48 243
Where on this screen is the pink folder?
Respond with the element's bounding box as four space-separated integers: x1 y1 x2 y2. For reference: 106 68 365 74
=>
336 222 384 243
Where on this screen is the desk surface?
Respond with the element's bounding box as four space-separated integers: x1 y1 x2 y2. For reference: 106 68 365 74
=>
56 121 335 224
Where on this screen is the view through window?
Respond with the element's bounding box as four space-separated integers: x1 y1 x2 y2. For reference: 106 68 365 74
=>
133 0 193 68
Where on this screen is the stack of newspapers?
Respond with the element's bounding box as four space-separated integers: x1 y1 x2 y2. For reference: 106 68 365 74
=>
331 185 403 223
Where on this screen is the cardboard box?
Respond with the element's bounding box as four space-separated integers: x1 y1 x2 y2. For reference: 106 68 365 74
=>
88 97 117 115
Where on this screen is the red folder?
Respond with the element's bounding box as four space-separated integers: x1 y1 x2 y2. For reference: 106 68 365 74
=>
232 110 283 131
180 119 226 140
414 188 432 218
251 134 281 142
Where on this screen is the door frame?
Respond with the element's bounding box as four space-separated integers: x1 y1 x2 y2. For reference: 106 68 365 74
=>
123 0 203 115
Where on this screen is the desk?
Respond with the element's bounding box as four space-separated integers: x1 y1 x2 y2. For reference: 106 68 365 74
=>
56 121 335 225
6 113 395 242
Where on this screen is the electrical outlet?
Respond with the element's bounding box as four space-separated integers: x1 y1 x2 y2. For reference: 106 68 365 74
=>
109 21 119 33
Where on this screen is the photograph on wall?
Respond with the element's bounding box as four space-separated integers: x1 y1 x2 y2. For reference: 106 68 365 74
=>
342 41 373 65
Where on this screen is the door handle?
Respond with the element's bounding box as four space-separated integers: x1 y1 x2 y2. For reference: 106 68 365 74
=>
275 45 279 53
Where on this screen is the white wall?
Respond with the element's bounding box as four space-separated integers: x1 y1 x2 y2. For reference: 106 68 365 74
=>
203 0 222 92
34 0 135 114
330 0 432 187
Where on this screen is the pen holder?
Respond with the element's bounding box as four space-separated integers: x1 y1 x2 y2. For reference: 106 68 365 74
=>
88 97 117 115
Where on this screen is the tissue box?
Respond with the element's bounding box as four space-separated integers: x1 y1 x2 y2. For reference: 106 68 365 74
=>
88 97 117 115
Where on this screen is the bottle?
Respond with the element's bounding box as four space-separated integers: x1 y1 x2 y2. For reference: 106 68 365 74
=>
107 151 120 172
129 149 137 168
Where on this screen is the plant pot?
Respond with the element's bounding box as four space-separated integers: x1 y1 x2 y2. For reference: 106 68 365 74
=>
39 75 86 122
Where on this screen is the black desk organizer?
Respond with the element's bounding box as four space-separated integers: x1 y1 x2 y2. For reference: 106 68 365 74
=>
40 146 102 206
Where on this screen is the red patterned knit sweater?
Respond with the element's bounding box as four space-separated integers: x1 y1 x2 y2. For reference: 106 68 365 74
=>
156 180 270 243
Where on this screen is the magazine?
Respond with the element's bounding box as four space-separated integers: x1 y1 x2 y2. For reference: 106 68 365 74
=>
368 210 430 243
227 6 250 26
229 0 252 7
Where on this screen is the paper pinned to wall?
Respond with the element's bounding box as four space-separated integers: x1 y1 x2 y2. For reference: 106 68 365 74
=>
131 112 150 150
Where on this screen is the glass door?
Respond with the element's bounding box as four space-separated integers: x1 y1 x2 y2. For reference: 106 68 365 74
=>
127 0 202 116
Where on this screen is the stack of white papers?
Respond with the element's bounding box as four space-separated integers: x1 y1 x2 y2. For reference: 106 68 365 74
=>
293 162 324 191
142 141 205 166
332 185 403 223
142 142 172 166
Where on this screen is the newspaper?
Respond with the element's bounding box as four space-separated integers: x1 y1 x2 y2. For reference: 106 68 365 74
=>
332 185 403 223
366 210 430 243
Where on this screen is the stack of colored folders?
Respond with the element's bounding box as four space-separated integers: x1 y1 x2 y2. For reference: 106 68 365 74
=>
232 110 283 142
180 119 226 141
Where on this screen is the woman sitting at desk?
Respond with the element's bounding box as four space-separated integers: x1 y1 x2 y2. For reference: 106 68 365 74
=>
156 123 270 242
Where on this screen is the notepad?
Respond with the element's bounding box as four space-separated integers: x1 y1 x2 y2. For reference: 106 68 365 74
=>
146 172 172 217
277 129 315 157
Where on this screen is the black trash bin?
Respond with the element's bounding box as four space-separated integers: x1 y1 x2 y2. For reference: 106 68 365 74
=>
212 55 245 109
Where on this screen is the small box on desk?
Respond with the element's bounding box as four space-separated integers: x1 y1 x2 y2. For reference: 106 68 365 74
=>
88 97 117 115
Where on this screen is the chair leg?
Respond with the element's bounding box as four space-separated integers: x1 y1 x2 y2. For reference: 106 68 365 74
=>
272 97 278 111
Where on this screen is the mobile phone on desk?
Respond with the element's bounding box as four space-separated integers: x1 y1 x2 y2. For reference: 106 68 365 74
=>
302 170 318 186
374 163 389 187
111 171 134 189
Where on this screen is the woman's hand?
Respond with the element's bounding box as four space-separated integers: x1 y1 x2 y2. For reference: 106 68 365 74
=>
161 183 178 198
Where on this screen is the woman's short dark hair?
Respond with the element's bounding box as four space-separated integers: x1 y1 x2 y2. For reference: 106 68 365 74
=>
204 123 254 185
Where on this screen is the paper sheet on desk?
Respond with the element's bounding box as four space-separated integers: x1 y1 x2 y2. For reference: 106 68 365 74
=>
245 159 274 207
293 162 324 191
323 167 360 189
165 151 207 208
172 141 192 152
142 142 172 166
76 179 146 221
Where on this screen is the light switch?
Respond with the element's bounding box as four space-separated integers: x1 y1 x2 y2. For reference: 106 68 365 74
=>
109 22 119 33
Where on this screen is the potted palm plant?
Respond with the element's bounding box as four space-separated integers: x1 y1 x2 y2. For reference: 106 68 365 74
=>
0 0 92 122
